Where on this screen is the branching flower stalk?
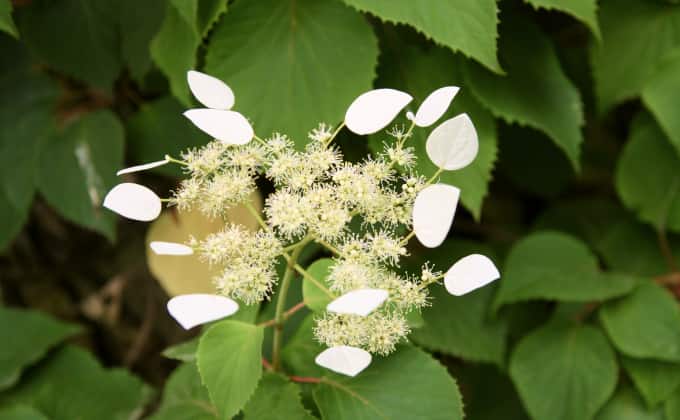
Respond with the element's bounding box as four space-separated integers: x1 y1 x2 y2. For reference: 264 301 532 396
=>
103 72 501 377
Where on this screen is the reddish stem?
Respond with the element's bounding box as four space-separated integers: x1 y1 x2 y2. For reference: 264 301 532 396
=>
262 358 273 371
258 301 306 327
290 376 322 384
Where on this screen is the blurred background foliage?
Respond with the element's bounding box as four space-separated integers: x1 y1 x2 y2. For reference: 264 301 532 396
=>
1 0 680 419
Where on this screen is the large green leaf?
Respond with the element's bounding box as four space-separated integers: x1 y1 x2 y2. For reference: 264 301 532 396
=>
370 44 497 218
463 14 584 170
281 314 325 378
313 345 463 420
302 258 335 313
410 285 507 365
150 363 217 420
0 405 47 420
667 389 680 420
0 307 79 390
0 0 16 37
509 324 617 420
600 282 680 362
523 0 600 38
162 337 200 363
494 231 636 309
242 373 315 420
342 0 501 73
615 113 680 233
642 47 680 158
622 356 680 408
595 385 664 420
0 346 150 419
115 0 165 80
38 110 124 240
591 0 680 114
197 320 264 419
205 0 378 144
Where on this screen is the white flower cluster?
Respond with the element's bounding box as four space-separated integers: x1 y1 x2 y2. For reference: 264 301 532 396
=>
103 73 501 377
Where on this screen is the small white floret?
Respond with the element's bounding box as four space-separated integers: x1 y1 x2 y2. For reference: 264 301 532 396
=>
167 294 239 329
103 183 161 222
315 345 372 377
345 89 413 135
187 70 235 110
444 254 500 296
326 289 389 316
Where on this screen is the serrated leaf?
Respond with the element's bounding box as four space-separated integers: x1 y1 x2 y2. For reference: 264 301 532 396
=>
494 231 637 309
197 320 264 419
596 385 664 420
205 0 378 145
410 285 507 365
600 282 680 362
313 345 463 420
591 0 680 114
524 0 600 38
242 373 315 420
370 44 497 218
281 314 326 378
463 14 584 170
162 337 199 362
0 405 47 420
0 307 79 390
37 110 124 240
115 0 165 80
615 113 680 232
0 0 17 37
642 47 680 158
342 0 501 73
0 346 150 419
622 356 680 408
150 363 217 420
509 324 617 420
302 258 335 312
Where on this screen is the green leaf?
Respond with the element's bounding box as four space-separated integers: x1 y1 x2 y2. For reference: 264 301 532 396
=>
600 282 680 362
622 356 680 408
303 258 335 312
494 231 636 309
313 345 463 420
667 389 680 420
455 364 530 420
205 0 378 145
281 314 325 378
163 337 200 363
0 307 79 390
590 0 680 114
463 14 584 170
410 285 507 365
197 320 264 419
523 0 600 38
509 324 617 420
115 0 165 81
342 0 501 73
0 0 17 37
150 363 217 420
596 385 664 420
370 44 497 218
242 373 315 420
642 47 680 157
0 346 150 419
0 405 47 420
37 110 124 240
615 112 680 232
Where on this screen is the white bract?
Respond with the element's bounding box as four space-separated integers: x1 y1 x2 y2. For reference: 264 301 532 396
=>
116 159 169 176
444 254 500 296
412 184 460 248
184 109 254 145
345 88 412 135
187 70 235 110
315 345 372 377
327 289 389 316
414 86 459 127
150 241 194 256
167 294 239 329
426 113 478 170
103 183 161 222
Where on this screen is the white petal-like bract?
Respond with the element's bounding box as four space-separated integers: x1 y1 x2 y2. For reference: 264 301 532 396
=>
426 113 478 170
345 88 412 135
414 86 460 127
184 109 254 145
116 159 169 176
103 183 161 222
187 70 235 110
167 294 239 329
150 241 194 256
412 184 460 248
315 346 372 377
326 289 389 316
444 254 500 296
